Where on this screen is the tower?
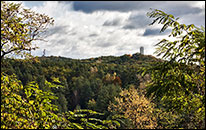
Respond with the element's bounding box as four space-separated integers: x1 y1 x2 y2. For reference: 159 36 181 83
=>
140 46 144 55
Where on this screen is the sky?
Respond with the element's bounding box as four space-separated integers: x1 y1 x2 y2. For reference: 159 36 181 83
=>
10 1 205 59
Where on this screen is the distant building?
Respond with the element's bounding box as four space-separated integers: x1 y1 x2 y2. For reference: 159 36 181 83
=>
140 46 144 55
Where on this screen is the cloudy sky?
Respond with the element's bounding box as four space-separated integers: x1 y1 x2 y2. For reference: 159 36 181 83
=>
13 1 205 59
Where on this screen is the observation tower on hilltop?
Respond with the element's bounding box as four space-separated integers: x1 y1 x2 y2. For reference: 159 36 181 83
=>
140 46 144 55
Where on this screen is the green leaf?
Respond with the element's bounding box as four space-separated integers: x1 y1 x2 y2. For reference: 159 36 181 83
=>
72 123 84 129
29 100 34 104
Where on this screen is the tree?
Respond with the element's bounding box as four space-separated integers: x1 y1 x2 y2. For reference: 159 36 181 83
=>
95 84 121 113
147 9 205 66
1 73 67 129
108 86 157 129
140 9 205 129
1 73 120 129
1 1 122 129
1 1 54 60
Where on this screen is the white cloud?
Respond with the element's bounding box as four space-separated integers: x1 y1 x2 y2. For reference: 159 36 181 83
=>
19 1 204 59
29 2 143 59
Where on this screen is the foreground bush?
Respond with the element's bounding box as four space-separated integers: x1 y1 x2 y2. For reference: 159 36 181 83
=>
1 73 120 129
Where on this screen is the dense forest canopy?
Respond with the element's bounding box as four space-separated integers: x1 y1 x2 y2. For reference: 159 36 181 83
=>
1 53 159 111
1 1 205 129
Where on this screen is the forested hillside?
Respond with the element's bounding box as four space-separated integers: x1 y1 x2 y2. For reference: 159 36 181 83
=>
1 53 159 113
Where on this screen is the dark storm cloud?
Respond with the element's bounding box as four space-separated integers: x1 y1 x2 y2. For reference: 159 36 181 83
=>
143 28 171 36
69 1 204 31
73 1 203 16
168 7 202 16
73 1 149 13
123 14 150 30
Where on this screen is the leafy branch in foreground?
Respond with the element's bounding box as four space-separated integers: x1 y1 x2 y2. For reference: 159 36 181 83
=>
140 9 205 129
1 73 62 129
147 8 205 65
1 1 54 60
63 109 121 129
1 73 120 129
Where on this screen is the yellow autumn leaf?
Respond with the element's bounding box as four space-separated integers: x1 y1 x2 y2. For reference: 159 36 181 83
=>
5 99 9 104
29 100 34 104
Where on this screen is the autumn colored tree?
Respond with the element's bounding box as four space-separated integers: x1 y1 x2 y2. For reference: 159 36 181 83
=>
108 86 157 129
1 1 54 60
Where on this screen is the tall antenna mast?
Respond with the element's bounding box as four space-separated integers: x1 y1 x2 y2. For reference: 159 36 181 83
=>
42 49 46 57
